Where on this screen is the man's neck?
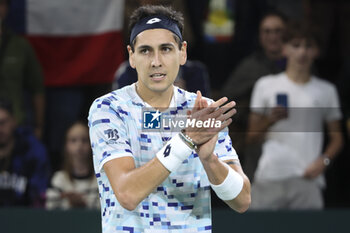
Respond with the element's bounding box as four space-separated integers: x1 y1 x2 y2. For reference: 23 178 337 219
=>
285 65 311 84
136 82 174 110
0 139 15 160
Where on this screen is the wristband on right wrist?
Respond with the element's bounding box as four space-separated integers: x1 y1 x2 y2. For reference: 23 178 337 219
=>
156 133 193 172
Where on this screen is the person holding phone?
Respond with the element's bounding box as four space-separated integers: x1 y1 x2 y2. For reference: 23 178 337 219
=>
246 21 343 210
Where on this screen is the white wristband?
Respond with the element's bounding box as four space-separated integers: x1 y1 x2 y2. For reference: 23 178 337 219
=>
210 163 244 201
156 133 193 172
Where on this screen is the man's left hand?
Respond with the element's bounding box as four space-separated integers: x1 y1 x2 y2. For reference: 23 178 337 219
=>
303 157 326 179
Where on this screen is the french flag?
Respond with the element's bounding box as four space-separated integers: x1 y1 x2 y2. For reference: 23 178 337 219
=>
8 0 125 86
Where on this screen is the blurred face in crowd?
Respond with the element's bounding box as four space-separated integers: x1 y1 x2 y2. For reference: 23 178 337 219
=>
0 0 8 20
128 28 187 95
0 108 16 147
283 38 319 71
259 15 285 59
65 123 91 162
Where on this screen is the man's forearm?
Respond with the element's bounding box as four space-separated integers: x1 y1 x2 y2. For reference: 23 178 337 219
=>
105 156 170 211
323 121 344 160
322 132 343 160
105 133 194 211
200 154 229 185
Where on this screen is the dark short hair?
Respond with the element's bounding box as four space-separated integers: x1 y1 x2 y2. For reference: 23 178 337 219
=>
0 98 13 115
260 10 288 27
128 5 184 51
282 21 320 46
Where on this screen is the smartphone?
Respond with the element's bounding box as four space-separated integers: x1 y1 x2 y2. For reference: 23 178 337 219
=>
276 93 288 108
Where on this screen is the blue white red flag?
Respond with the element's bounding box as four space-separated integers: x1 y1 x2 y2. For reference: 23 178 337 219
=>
8 0 125 86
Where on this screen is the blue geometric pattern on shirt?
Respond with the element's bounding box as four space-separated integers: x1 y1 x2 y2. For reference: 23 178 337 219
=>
132 101 144 107
218 138 225 144
88 84 238 232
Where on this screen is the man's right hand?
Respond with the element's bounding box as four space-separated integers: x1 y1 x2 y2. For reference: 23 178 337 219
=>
267 106 288 126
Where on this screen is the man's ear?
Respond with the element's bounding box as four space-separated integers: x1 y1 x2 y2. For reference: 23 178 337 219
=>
127 45 136 68
180 41 187 66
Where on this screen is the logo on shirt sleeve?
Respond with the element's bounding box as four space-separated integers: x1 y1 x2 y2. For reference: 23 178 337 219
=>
104 129 120 144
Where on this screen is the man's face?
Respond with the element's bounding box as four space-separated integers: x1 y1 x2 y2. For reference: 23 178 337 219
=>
283 38 319 70
259 16 285 57
128 28 187 94
0 109 16 147
65 124 91 161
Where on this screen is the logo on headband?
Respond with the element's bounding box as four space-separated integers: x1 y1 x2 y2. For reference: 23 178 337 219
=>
146 18 161 25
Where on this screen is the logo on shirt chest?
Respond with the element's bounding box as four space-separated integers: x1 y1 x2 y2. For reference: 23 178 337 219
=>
143 110 162 129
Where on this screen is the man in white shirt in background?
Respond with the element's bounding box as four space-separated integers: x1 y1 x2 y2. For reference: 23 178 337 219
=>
247 21 343 210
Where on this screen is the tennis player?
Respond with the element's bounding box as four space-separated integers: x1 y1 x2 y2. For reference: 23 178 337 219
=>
88 5 251 233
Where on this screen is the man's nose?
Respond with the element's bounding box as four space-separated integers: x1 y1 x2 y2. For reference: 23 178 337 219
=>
151 52 162 67
298 45 308 55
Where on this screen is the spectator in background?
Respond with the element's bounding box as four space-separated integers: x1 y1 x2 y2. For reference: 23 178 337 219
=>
46 121 99 210
247 21 343 210
0 98 50 207
0 0 45 139
221 11 287 180
186 0 270 95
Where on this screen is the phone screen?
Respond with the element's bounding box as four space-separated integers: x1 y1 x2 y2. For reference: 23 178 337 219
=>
276 93 288 107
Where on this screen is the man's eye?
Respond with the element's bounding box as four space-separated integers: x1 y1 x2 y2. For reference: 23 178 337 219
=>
69 138 77 143
162 47 172 52
292 42 301 48
140 49 149 54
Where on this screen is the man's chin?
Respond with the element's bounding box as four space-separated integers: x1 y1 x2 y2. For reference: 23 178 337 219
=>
149 84 173 93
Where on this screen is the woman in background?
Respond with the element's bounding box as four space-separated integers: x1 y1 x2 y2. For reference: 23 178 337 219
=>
46 121 99 209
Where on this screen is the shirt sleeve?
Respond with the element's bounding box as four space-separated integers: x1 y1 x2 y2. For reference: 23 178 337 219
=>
214 128 239 161
88 98 134 172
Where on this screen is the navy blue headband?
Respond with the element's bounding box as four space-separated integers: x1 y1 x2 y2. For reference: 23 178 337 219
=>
130 15 182 45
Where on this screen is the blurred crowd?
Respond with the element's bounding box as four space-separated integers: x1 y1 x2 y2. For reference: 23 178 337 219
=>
0 0 349 210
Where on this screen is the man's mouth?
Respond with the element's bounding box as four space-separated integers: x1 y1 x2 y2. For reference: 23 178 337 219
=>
150 73 166 81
